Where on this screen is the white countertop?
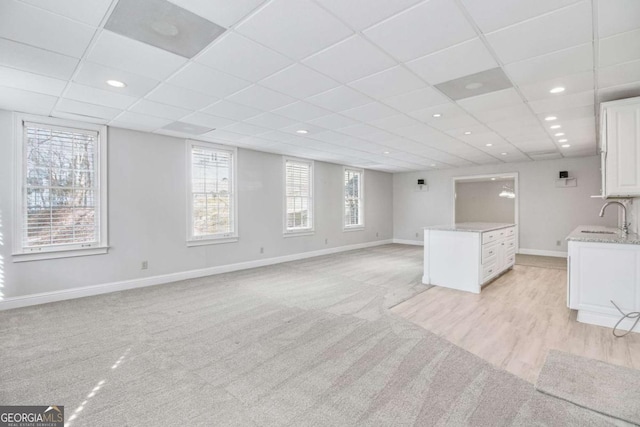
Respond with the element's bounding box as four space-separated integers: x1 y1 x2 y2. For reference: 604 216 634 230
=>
424 222 515 233
566 225 640 245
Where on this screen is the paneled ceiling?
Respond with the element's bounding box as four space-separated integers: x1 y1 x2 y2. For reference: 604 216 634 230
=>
1 0 639 172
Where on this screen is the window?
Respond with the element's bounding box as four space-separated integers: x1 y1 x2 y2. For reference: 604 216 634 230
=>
344 167 364 229
187 141 237 245
13 115 108 261
284 158 313 235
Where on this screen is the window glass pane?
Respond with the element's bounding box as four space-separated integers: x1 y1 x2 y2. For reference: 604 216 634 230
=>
285 160 312 231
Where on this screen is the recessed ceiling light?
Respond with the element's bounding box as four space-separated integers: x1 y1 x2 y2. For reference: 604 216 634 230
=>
545 116 557 121
554 132 565 136
296 129 308 134
432 113 442 118
501 152 508 156
550 125 561 129
464 131 472 135
106 79 127 88
486 143 493 147
430 163 436 167
550 87 565 94
491 177 496 181
558 139 568 143
383 151 390 154
562 144 571 148
465 82 484 90
152 21 180 37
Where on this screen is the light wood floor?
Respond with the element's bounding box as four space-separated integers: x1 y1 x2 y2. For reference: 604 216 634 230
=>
392 262 640 384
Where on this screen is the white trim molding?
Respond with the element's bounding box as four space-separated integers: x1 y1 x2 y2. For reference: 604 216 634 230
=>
393 239 424 246
518 248 567 258
0 239 393 311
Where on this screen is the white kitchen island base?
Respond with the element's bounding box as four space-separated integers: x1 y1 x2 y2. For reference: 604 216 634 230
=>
423 223 516 294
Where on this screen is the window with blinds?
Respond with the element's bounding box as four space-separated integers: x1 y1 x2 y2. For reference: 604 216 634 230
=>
188 142 237 243
284 158 313 233
18 120 106 254
344 168 363 229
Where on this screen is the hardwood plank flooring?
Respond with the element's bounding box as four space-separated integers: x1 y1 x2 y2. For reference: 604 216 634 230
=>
391 262 640 384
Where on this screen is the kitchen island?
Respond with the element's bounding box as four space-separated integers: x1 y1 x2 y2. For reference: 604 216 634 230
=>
423 222 517 293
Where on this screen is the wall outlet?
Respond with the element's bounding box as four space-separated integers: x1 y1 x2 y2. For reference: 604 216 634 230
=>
260 247 264 254
141 261 148 270
325 238 328 244
415 232 419 238
376 232 379 237
556 240 561 246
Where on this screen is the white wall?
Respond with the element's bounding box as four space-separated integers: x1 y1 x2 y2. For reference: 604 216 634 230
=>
455 180 515 223
393 156 617 254
0 110 393 299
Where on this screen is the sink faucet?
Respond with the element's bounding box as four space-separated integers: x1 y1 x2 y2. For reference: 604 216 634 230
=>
599 201 629 235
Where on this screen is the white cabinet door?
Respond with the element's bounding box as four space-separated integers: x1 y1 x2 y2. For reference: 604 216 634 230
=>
603 99 640 197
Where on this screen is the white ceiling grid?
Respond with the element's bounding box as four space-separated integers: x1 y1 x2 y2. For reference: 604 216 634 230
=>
1 0 639 172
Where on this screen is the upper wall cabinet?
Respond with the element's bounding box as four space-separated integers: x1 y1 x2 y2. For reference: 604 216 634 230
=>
601 96 640 197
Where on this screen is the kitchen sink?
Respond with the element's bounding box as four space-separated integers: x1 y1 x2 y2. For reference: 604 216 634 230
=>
581 230 617 234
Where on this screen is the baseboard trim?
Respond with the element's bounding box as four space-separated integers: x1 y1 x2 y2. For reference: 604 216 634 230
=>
0 239 393 311
393 239 423 246
518 248 567 258
577 310 640 333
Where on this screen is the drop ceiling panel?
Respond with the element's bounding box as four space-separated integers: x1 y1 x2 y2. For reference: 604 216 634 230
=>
597 0 640 38
130 99 192 120
0 86 57 116
88 31 188 80
528 90 594 114
0 0 96 58
599 60 640 89
307 114 358 130
259 64 339 98
383 87 449 113
167 0 267 27
407 38 497 85
511 139 557 152
341 102 397 121
458 88 523 113
367 114 421 131
73 61 160 98
314 0 423 31
244 112 299 129
0 39 79 81
0 66 66 96
303 35 396 83
506 44 593 86
202 100 261 120
20 0 113 26
146 83 216 110
65 82 139 109
56 98 122 120
597 83 640 103
472 103 533 123
235 0 352 59
180 112 235 129
518 71 594 101
272 101 332 122
348 66 425 100
307 85 372 111
485 1 592 64
226 84 296 111
363 0 476 62
168 62 251 98
599 29 640 68
112 111 173 130
221 122 270 136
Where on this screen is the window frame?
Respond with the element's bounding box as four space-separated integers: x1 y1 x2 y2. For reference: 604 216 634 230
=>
186 140 238 247
12 113 109 262
343 167 365 231
283 156 314 237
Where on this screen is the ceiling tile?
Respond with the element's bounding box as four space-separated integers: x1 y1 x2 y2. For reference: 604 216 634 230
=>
202 129 246 142
235 0 352 59
279 123 326 136
0 86 57 116
130 99 192 120
457 88 523 112
341 102 397 121
146 83 216 110
226 84 296 111
597 82 640 103
65 82 138 109
598 0 640 38
407 38 497 85
167 0 267 27
485 2 592 64
518 71 594 101
161 121 213 135
511 139 557 153
221 122 271 136
535 105 594 122
180 112 235 129
408 102 464 122
306 85 372 111
111 111 175 130
52 111 110 125
367 114 420 131
259 64 339 98
73 61 159 98
244 112 299 129
0 0 96 58
348 66 425 100
338 124 382 138
424 112 481 132
201 99 262 120
528 90 594 114
599 60 640 89
506 43 593 86
56 98 122 120
20 0 113 26
383 87 450 113
258 130 297 142
168 62 251 98
196 32 292 82
271 101 332 122
88 31 188 80
0 39 79 81
363 0 475 62
307 114 359 130
314 0 422 30
0 66 66 96
303 35 396 83
599 29 640 68
472 103 532 123
460 0 581 33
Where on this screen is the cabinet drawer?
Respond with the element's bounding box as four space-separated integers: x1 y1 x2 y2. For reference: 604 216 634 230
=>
482 243 498 263
505 253 515 266
483 262 497 280
506 227 515 237
482 231 498 245
504 237 516 252
506 245 516 257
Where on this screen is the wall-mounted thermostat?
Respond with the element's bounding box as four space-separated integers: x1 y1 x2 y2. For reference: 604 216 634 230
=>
416 178 428 192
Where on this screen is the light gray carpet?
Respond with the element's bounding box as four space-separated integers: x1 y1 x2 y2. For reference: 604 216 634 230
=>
0 244 625 426
537 350 640 425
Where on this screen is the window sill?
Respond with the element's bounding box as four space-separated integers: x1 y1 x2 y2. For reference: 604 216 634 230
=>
343 226 365 232
283 230 315 238
187 237 239 247
13 246 109 263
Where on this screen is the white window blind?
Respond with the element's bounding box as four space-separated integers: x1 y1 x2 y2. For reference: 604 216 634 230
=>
189 144 236 241
344 168 363 228
21 121 101 251
285 159 313 233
